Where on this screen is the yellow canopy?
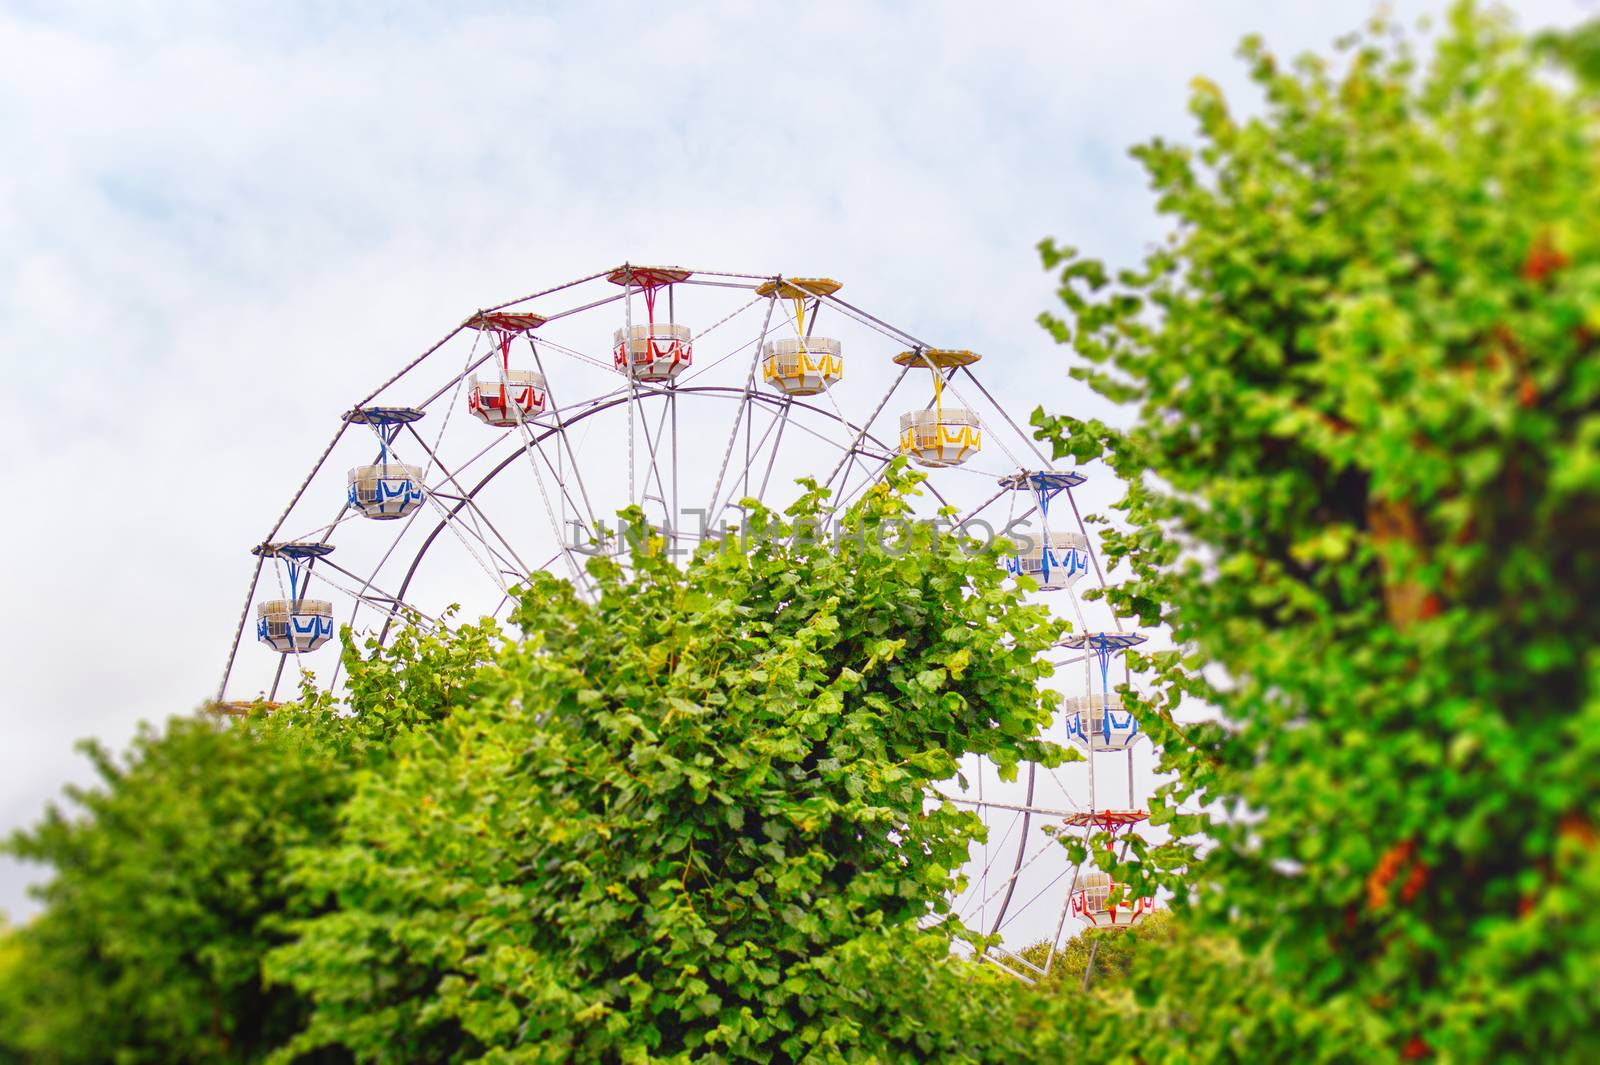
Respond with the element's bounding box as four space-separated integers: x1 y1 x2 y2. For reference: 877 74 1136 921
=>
756 277 843 299
892 348 982 369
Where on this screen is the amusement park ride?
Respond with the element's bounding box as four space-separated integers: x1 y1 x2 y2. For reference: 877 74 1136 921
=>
215 263 1162 983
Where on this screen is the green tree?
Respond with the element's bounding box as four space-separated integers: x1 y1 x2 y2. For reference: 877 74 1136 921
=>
2 473 1077 1063
1016 908 1178 995
1033 3 1600 1059
0 919 26 1065
1536 15 1600 89
0 713 353 1064
266 476 1071 1063
0 612 504 1065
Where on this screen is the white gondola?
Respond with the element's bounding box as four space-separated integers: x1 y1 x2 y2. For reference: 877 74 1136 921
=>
1063 693 1143 751
468 370 548 427
755 277 844 397
1004 530 1091 591
893 348 983 468
250 542 336 655
347 462 426 520
1069 870 1156 928
255 598 334 653
614 323 692 381
463 311 550 428
899 408 982 467
762 337 842 396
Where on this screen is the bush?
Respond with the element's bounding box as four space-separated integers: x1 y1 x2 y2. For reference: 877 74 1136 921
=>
1032 3 1600 1059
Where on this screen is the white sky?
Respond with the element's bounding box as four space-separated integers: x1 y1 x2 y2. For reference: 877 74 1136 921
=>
1 1 1588 926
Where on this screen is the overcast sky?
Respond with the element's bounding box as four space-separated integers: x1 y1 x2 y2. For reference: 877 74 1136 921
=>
1 0 1589 922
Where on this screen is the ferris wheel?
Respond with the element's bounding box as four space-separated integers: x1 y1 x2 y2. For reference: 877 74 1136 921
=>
214 262 1159 975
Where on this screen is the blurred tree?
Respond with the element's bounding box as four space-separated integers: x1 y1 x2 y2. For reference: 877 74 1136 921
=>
1536 14 1600 89
1033 1 1600 1059
0 615 503 1064
0 919 24 1064
0 714 353 1064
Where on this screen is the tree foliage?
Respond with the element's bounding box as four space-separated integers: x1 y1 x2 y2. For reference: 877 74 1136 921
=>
1536 15 1600 90
266 478 1068 1062
1016 908 1178 996
0 615 503 1064
1032 3 1600 1059
3 474 1076 1063
0 713 354 1064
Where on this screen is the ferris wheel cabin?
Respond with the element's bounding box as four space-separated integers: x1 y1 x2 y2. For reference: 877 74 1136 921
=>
763 337 843 396
609 265 694 382
895 349 983 467
1069 870 1156 928
468 370 548 426
1063 693 1143 751
347 463 426 519
614 323 692 381
899 408 982 467
256 598 334 653
1005 530 1091 591
251 542 335 654
756 277 844 397
464 311 550 427
343 407 427 520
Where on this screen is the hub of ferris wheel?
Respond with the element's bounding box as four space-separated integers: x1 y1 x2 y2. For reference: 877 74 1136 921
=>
218 262 1167 971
